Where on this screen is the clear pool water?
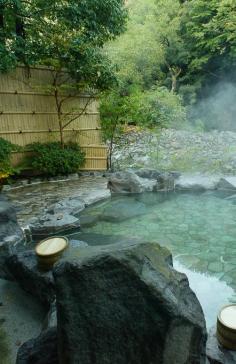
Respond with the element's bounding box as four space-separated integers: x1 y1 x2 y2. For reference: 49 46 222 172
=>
76 190 236 328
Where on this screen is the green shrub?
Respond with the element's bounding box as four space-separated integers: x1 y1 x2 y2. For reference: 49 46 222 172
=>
29 142 85 176
0 138 18 179
136 87 187 129
100 86 188 131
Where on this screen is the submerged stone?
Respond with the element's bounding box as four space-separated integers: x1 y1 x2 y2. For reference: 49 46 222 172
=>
100 199 147 222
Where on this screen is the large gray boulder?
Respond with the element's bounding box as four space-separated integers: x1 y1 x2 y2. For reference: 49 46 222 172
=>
54 242 207 364
29 212 80 241
0 196 23 241
175 175 219 191
0 195 24 279
206 326 236 364
108 171 157 193
135 169 162 179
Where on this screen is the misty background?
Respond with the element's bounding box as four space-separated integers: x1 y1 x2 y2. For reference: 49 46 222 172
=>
191 83 236 132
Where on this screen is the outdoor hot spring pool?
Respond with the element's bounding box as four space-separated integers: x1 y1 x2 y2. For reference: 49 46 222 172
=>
70 190 236 329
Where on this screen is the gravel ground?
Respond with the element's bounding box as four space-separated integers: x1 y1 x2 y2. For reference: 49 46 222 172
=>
112 128 236 174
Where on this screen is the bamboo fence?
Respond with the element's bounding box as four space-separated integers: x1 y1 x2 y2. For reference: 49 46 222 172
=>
0 66 107 170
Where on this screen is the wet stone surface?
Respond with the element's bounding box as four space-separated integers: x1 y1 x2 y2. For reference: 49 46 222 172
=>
6 176 109 227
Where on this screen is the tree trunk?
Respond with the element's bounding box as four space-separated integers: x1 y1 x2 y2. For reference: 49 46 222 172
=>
14 1 25 63
14 0 25 38
0 4 4 44
171 74 177 93
0 5 4 30
59 116 64 149
167 65 182 94
54 83 64 149
108 136 114 171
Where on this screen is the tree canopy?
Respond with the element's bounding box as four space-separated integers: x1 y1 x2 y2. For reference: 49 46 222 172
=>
0 0 127 90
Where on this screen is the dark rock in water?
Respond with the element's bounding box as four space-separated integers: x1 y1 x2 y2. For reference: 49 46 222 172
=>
206 326 236 364
216 177 236 191
54 242 206 364
16 327 58 364
29 213 80 241
108 171 157 194
100 199 147 222
135 168 161 180
7 251 55 307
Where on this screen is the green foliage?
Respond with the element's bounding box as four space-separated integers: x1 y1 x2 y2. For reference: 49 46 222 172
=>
136 87 187 128
101 86 187 133
105 0 236 131
28 142 85 176
0 0 127 90
0 137 18 178
106 0 164 89
181 0 236 85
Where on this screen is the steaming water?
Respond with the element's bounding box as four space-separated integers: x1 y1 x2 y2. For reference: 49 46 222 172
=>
77 190 236 328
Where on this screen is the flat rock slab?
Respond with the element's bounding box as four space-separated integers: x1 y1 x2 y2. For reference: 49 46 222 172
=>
175 175 220 190
207 326 236 364
47 197 85 215
81 189 111 206
29 213 80 241
54 242 206 364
